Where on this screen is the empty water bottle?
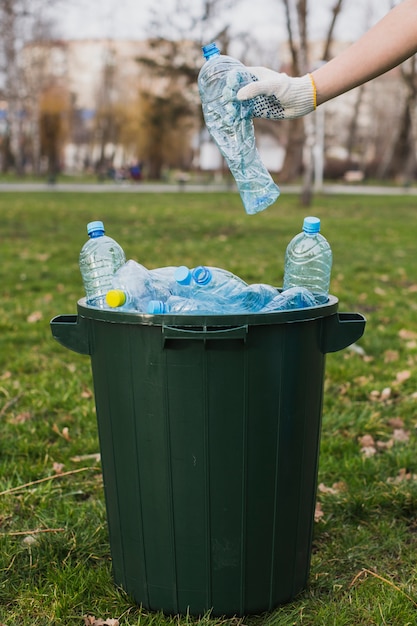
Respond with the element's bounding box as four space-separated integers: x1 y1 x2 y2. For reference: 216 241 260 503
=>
150 266 190 297
106 260 173 312
175 265 247 300
227 283 279 312
283 217 332 304
198 42 280 215
260 286 317 312
79 221 126 308
148 295 220 315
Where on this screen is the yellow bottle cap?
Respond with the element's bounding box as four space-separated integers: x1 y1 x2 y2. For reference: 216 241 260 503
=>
106 289 126 308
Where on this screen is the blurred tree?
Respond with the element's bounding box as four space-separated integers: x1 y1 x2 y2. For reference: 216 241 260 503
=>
376 54 417 182
93 43 125 177
0 0 60 174
280 0 344 205
136 0 240 179
39 82 70 182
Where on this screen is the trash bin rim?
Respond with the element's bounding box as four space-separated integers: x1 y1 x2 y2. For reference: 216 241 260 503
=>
76 295 339 327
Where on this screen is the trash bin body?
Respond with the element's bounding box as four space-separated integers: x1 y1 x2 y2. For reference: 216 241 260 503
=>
51 297 365 617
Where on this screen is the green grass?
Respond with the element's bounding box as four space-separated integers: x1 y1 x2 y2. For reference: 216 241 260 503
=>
1 191 417 625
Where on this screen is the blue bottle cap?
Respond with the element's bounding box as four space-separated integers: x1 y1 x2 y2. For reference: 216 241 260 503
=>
202 42 220 59
175 266 192 285
192 266 212 285
147 300 167 314
302 216 320 234
87 220 105 235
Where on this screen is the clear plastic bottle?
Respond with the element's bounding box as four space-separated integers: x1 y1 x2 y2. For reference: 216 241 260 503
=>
150 266 190 297
228 283 279 312
175 265 247 300
260 286 317 312
148 295 220 315
79 220 126 308
106 260 172 312
198 42 280 215
283 217 332 304
174 265 279 313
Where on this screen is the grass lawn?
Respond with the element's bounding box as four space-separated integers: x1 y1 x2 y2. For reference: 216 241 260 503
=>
1 190 417 625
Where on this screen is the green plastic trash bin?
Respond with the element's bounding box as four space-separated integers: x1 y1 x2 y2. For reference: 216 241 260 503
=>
50 296 365 617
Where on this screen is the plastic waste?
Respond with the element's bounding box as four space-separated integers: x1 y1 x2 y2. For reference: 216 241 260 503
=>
148 295 220 315
175 265 247 300
283 216 332 304
198 42 280 215
260 286 317 312
106 260 172 311
79 220 126 308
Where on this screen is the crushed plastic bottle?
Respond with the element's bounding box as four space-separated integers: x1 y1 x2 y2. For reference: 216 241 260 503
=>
198 42 280 215
260 286 317 312
148 295 220 315
106 260 173 311
175 265 248 300
79 221 126 308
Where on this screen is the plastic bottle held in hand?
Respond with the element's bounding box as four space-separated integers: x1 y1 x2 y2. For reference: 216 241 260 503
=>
198 42 280 215
283 217 332 304
79 221 126 308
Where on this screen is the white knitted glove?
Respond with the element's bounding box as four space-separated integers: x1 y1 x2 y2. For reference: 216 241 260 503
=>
237 67 317 120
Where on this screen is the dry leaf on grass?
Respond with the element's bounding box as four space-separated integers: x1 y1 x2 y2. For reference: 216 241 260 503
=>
398 328 417 341
9 411 32 424
388 417 404 428
83 616 119 626
394 370 411 385
376 439 394 451
52 424 71 442
387 468 417 484
52 462 65 475
369 387 392 402
314 502 324 523
358 434 377 457
392 428 410 442
384 350 399 363
27 311 43 323
318 482 347 495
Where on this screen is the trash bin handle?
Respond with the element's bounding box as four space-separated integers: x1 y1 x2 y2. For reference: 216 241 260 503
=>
50 314 91 355
162 323 248 345
321 312 366 354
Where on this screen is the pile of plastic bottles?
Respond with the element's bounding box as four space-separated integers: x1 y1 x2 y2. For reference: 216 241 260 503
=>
106 260 318 314
79 218 332 316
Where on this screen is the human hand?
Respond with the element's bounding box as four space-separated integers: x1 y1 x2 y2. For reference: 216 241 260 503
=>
237 67 317 119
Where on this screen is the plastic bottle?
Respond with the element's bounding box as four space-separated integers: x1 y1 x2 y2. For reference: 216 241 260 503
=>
283 217 332 304
175 266 279 313
106 260 172 312
198 42 280 215
148 296 220 315
79 221 126 308
228 283 279 312
175 265 247 300
149 266 190 297
260 286 317 312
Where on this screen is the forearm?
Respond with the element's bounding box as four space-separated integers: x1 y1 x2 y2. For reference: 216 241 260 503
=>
312 0 417 105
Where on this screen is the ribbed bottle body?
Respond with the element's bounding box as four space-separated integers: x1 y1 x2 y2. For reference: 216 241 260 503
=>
79 235 126 307
283 232 332 303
